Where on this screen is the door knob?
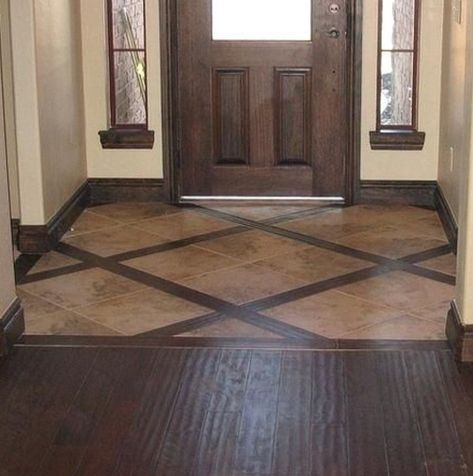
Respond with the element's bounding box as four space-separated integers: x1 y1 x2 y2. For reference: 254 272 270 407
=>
327 28 340 39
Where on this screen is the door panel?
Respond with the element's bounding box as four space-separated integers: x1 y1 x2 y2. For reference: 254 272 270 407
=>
177 0 348 198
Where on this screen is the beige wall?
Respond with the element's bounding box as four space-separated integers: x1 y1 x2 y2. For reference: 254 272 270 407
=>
10 0 45 225
9 0 87 225
0 0 20 220
80 0 163 179
438 0 470 220
361 0 444 181
80 1 444 183
0 28 17 319
34 0 87 221
452 0 473 324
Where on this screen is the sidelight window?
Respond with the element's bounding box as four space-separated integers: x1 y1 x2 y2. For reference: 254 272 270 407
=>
212 0 312 41
370 0 425 150
100 0 154 149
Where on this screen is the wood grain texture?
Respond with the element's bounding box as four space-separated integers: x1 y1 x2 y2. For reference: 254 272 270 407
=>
177 0 348 197
275 68 312 166
213 69 249 165
2 347 473 475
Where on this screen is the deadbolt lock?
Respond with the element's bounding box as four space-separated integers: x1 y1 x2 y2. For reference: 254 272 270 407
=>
329 3 341 14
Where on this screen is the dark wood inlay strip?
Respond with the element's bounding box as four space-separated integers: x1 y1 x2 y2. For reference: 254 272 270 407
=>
56 242 331 342
18 263 93 285
400 244 453 264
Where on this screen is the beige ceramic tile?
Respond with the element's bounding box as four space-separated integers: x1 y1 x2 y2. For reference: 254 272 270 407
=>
89 202 181 223
262 290 402 339
278 205 436 241
335 225 447 259
399 214 448 241
197 230 308 262
182 263 306 304
76 288 210 335
255 247 372 283
278 209 378 241
63 225 167 257
200 204 319 221
338 271 455 314
64 210 122 238
19 268 145 309
26 310 120 336
409 299 452 324
179 318 282 338
17 288 64 319
126 245 242 281
341 314 446 340
133 211 234 240
27 251 81 275
420 253 457 276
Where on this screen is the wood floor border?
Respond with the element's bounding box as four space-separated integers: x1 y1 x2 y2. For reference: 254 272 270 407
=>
16 201 457 348
16 334 450 351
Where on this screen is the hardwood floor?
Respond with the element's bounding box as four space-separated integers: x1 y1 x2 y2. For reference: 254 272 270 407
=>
1 345 473 475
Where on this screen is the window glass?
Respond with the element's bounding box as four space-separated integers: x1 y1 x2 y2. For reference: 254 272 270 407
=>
212 0 312 41
108 0 147 127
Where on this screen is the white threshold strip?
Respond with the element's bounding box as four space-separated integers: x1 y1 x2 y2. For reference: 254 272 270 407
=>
180 196 345 202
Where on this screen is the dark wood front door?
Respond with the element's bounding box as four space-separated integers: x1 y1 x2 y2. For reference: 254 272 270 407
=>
176 0 349 198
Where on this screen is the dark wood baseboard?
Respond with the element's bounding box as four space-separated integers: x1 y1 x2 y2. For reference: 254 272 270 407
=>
11 218 19 247
446 301 473 362
0 298 25 356
358 180 437 208
18 181 89 254
435 185 458 254
88 178 166 204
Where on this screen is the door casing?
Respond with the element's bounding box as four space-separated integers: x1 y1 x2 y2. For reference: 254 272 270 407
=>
159 0 363 204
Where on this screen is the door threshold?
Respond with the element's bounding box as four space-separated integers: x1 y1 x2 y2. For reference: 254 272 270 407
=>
180 196 345 202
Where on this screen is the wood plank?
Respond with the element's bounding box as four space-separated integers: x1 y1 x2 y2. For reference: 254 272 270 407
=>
435 352 473 472
208 349 252 413
0 348 98 476
74 348 158 476
376 352 427 476
404 351 468 475
272 351 312 476
311 352 348 476
108 349 189 475
38 348 139 475
192 350 251 475
233 351 282 475
155 348 221 475
344 352 389 475
195 410 241 476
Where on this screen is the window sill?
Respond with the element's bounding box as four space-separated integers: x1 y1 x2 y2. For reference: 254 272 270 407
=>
369 130 426 151
99 129 155 149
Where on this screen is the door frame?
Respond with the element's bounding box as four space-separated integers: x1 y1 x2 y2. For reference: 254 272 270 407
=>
159 0 363 205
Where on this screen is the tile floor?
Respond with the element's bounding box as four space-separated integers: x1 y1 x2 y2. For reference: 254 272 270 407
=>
15 201 456 344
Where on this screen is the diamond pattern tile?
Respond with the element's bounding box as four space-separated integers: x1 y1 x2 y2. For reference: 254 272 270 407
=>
16 203 457 343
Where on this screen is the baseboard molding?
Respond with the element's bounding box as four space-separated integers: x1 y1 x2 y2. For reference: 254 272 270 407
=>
446 301 473 362
18 181 89 254
435 186 458 254
358 180 437 208
11 218 19 246
0 298 25 356
88 178 166 204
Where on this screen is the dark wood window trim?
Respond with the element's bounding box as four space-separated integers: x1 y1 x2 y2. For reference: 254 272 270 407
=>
370 0 425 151
100 0 154 149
